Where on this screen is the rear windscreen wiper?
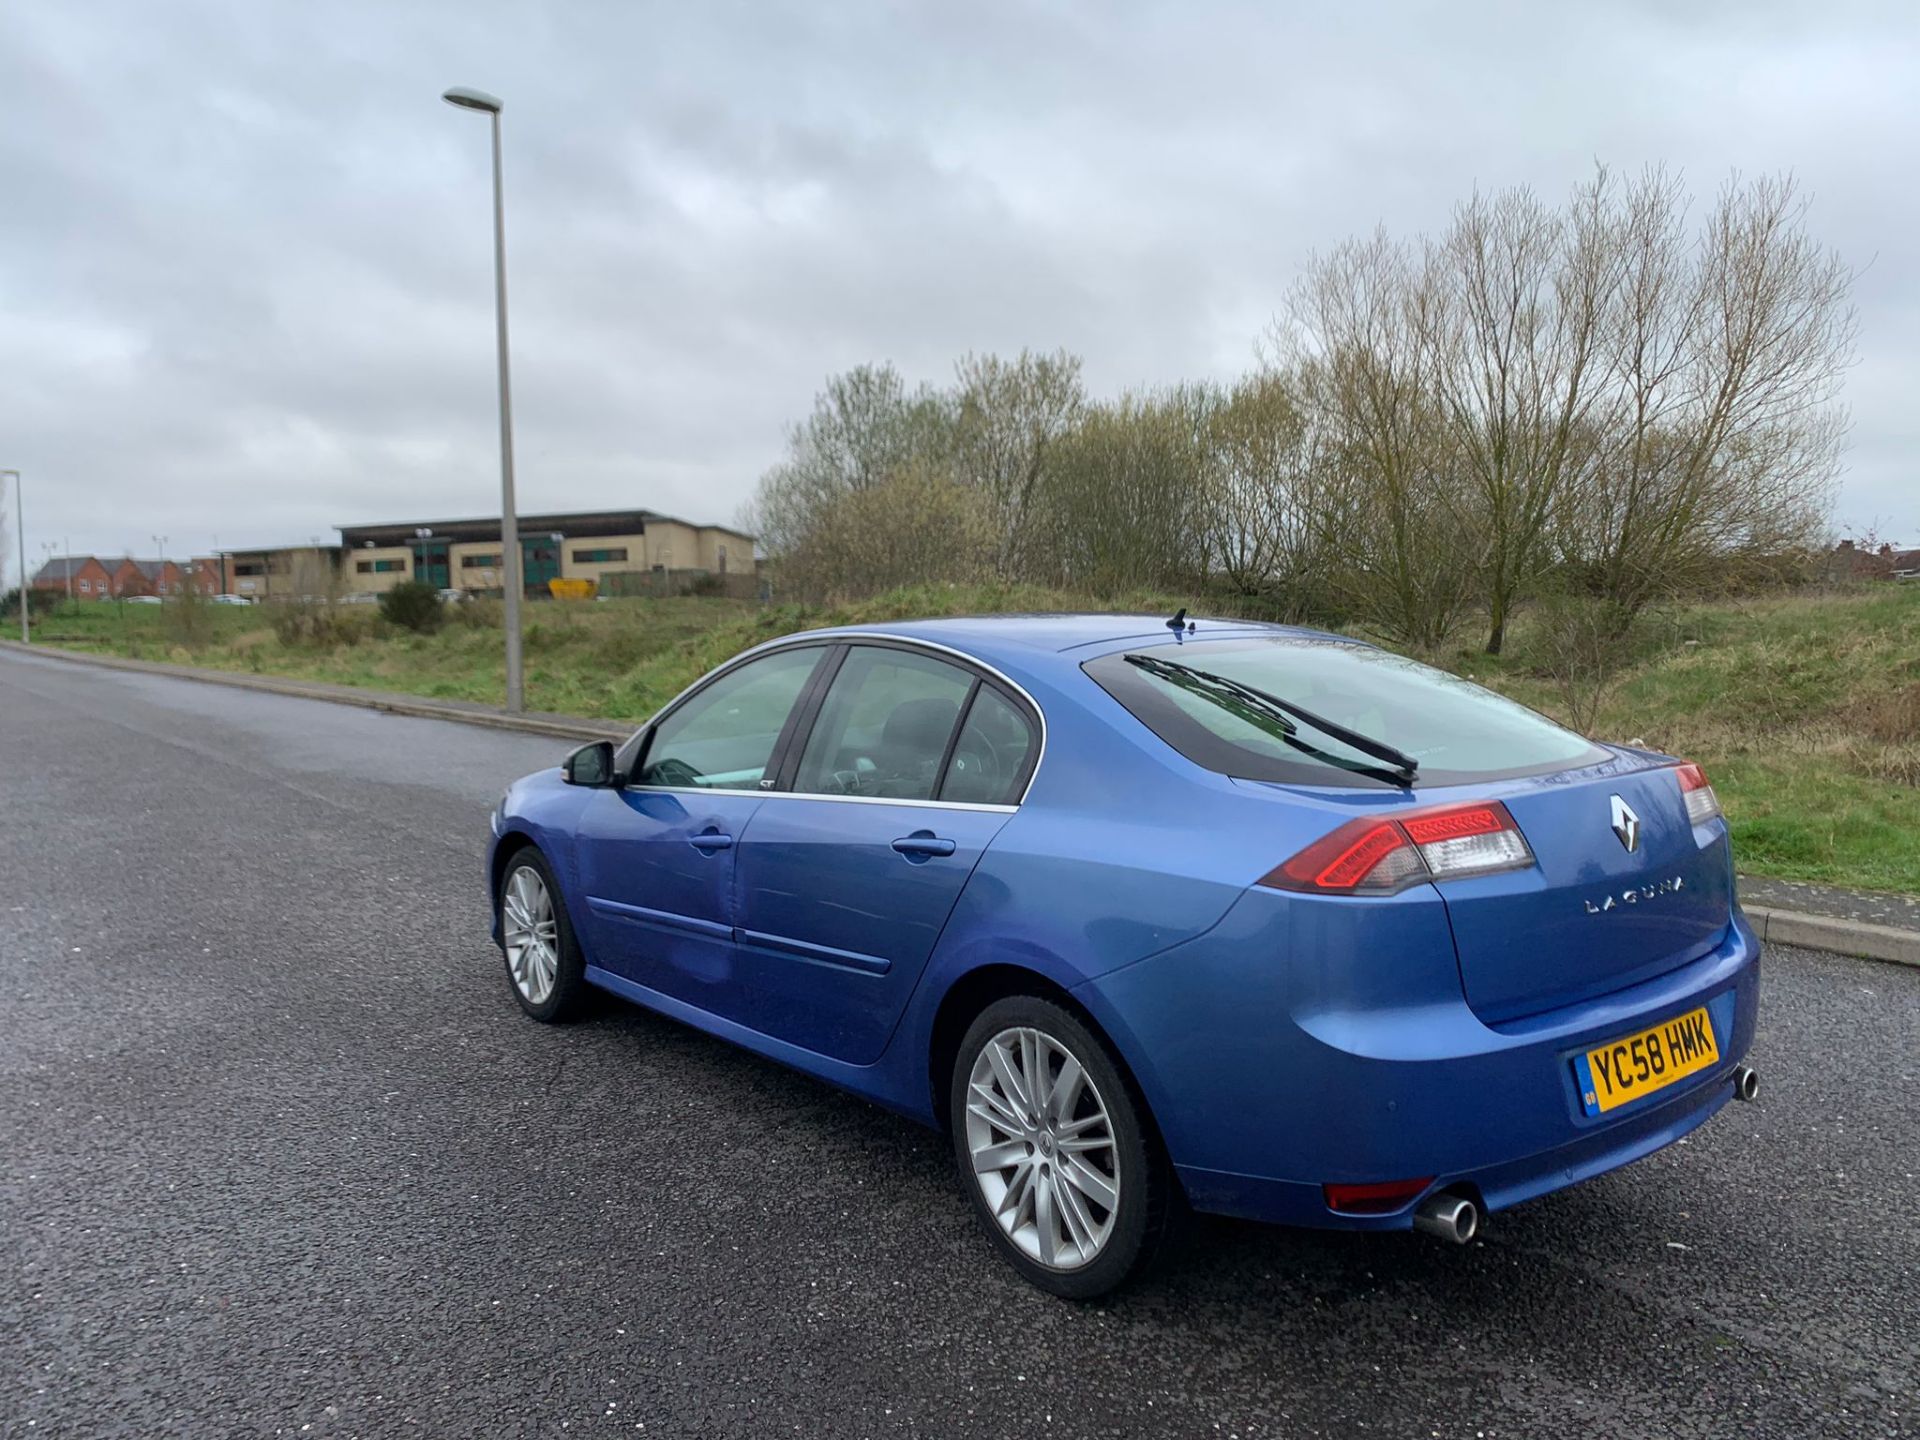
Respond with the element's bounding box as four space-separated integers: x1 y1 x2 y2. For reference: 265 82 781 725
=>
1123 652 1420 784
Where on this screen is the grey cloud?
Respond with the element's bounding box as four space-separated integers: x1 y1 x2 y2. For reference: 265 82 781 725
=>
1 0 1913 567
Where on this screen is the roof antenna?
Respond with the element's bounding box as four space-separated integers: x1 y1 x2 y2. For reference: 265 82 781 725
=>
1166 607 1188 633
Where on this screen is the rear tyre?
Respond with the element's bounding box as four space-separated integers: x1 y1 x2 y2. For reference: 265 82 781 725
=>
497 849 590 1023
949 995 1171 1299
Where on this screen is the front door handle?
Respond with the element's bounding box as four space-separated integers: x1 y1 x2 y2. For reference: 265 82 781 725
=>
891 833 956 859
689 830 735 853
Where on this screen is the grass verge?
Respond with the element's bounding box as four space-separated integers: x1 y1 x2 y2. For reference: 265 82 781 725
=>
29 581 1919 894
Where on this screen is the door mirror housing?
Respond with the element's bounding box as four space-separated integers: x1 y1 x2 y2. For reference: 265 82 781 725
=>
563 740 619 788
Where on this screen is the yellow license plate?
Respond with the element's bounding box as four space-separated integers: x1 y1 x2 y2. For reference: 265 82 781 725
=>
1575 1006 1719 1116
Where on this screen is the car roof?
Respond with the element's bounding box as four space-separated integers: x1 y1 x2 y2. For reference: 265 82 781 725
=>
788 613 1358 672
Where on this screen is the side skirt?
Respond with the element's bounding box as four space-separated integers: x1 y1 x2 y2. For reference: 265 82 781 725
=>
582 965 933 1126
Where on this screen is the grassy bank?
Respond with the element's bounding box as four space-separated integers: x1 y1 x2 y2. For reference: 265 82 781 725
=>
30 581 1919 894
1469 585 1919 895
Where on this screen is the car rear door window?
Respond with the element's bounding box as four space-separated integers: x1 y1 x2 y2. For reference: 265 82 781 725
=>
792 647 973 801
1085 637 1604 788
637 646 825 790
939 685 1035 806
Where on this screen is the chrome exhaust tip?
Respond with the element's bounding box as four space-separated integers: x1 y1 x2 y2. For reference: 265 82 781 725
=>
1732 1064 1759 1103
1412 1192 1480 1245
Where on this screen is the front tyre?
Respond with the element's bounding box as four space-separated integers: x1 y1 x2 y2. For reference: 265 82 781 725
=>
498 849 589 1022
949 996 1171 1299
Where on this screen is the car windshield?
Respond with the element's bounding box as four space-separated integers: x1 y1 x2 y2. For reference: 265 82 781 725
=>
1084 637 1606 788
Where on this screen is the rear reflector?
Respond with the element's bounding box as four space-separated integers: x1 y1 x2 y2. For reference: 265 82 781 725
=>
1261 800 1535 896
1323 1177 1435 1214
1675 762 1722 826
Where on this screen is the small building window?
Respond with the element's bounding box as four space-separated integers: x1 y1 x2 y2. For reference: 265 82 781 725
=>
571 547 628 564
355 558 407 574
233 562 264 577
461 553 503 569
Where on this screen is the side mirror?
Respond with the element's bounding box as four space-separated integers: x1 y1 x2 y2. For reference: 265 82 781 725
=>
563 739 618 788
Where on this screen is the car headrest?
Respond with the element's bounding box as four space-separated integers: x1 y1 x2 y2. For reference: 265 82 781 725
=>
879 696 960 758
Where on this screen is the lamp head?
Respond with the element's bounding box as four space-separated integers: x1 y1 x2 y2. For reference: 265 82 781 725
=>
442 87 503 115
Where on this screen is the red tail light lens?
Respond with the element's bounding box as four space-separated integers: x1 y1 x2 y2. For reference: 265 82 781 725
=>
1261 800 1534 895
1674 761 1722 826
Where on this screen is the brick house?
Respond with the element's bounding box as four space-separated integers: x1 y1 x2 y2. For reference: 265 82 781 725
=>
1828 539 1906 581
101 558 193 597
31 556 116 599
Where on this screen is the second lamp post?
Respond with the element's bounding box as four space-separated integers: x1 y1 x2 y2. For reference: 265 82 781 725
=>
442 85 525 713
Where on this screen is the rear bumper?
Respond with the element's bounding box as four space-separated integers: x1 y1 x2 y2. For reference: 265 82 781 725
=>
1076 892 1761 1230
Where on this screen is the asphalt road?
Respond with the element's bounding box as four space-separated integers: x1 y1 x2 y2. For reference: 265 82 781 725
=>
3 648 1915 1440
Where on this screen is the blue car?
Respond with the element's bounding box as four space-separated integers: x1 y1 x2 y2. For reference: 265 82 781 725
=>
488 613 1760 1297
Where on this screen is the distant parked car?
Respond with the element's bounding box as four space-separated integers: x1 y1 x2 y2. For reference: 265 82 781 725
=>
124 594 163 605
337 592 381 605
485 613 1761 1297
438 588 467 604
210 593 252 606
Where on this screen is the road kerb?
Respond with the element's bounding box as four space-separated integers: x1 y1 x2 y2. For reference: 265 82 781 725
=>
0 639 628 744
1743 904 1920 969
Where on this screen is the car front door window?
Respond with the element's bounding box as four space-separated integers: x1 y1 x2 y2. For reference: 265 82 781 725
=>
639 647 825 790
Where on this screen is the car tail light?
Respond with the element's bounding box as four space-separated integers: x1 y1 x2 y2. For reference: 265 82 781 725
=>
1323 1176 1434 1214
1260 800 1534 896
1675 761 1722 826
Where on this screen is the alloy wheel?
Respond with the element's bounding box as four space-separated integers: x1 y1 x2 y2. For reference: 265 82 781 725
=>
501 865 560 1006
963 1025 1121 1270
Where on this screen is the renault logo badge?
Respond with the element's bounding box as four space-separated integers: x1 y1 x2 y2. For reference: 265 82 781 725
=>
1610 795 1640 853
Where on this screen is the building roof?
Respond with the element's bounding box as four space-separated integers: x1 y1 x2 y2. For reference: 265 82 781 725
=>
32 556 99 582
218 543 341 556
335 508 754 548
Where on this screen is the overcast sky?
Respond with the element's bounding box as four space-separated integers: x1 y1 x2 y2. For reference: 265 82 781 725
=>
2 0 1915 572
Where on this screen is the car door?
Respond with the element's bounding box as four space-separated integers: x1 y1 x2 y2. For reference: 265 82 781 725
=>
731 643 1040 1064
573 644 829 1005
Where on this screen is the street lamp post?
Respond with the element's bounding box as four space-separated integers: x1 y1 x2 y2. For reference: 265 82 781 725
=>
3 470 23 642
441 84 524 712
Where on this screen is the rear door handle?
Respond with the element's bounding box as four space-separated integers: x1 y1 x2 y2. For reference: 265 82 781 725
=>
689 830 735 852
891 834 956 859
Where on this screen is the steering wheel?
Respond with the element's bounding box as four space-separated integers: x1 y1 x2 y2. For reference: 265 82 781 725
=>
644 755 704 788
945 731 1002 794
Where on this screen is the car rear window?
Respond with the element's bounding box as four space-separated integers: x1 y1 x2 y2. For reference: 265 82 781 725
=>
1084 637 1605 788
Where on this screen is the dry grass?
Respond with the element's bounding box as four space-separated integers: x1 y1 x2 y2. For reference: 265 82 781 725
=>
33 580 1920 894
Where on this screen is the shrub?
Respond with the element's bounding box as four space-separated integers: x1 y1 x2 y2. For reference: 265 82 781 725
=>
271 603 369 648
1 586 60 618
379 580 444 634
450 595 503 629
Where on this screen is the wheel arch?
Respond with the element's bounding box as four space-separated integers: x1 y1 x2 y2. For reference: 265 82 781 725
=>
926 962 1170 1166
490 828 542 906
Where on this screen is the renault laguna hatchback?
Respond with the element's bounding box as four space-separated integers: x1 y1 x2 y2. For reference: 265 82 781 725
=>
487 614 1760 1297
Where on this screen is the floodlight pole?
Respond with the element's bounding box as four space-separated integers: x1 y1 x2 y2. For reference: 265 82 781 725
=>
442 85 523 712
4 470 23 642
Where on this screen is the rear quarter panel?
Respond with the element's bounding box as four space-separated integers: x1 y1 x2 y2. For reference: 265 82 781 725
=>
884 655 1379 1118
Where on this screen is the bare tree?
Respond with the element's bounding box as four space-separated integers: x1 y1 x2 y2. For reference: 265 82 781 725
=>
1196 371 1337 616
745 364 956 560
1278 235 1482 649
1419 176 1618 652
950 349 1086 579
1026 388 1210 596
779 461 997 600
1562 172 1853 624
